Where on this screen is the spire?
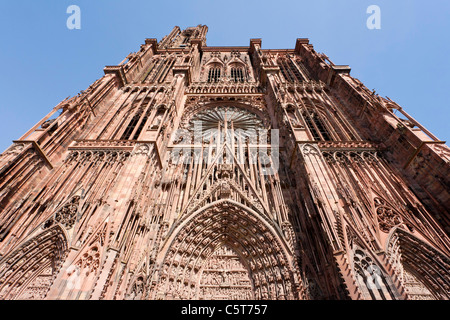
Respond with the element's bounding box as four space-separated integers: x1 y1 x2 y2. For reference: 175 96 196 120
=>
158 25 208 49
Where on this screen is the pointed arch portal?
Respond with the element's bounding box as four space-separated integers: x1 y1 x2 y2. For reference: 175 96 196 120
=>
386 228 450 300
0 225 68 300
153 200 299 300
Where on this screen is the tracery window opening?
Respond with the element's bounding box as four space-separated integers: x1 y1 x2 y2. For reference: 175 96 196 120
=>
121 109 143 140
149 59 166 83
119 90 160 141
97 87 140 140
302 110 332 141
294 58 311 80
75 204 97 238
188 106 264 143
208 67 221 82
309 101 339 139
142 58 160 82
303 112 320 140
278 58 304 82
110 91 142 140
231 67 244 82
157 57 176 83
323 93 360 136
397 135 413 152
156 60 169 83
117 90 156 140
353 249 398 300
301 100 327 139
114 203 135 247
131 99 157 140
332 113 354 140
322 99 360 141
287 59 304 82
279 60 293 82
122 214 141 259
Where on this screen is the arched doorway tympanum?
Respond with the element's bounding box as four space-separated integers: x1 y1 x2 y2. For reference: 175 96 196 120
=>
152 200 300 300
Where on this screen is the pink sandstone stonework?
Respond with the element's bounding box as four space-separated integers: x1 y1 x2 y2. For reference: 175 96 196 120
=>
0 25 448 300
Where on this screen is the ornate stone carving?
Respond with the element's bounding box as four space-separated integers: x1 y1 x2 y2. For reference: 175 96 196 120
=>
352 248 400 300
374 197 403 233
4 143 26 156
428 143 450 162
70 140 135 150
134 143 152 156
318 141 381 151
301 144 319 155
126 276 145 300
154 201 297 300
54 196 80 229
0 226 68 300
16 266 54 300
76 246 101 276
198 245 254 300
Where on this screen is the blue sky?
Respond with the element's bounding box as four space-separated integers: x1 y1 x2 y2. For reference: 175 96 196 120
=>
0 0 449 152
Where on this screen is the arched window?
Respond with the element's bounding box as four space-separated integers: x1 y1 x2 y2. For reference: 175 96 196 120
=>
278 57 304 82
302 110 332 141
119 96 158 140
180 29 194 46
182 35 190 44
0 225 68 300
208 66 221 82
353 248 399 300
188 106 264 143
131 108 151 140
121 110 143 140
230 67 244 82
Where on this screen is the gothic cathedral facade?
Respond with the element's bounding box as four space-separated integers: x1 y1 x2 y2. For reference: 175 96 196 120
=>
0 25 448 300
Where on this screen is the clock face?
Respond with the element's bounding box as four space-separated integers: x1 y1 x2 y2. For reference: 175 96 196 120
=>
188 106 265 142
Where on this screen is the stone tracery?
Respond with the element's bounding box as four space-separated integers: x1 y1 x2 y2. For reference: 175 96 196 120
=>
0 225 68 300
351 247 400 300
188 105 265 142
54 196 80 229
374 197 403 233
386 228 450 300
153 200 299 300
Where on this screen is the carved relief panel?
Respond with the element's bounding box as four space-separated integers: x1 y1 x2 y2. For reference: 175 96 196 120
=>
197 244 254 300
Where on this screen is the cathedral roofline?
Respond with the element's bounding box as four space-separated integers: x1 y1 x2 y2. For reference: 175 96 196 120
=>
203 46 250 51
153 46 297 53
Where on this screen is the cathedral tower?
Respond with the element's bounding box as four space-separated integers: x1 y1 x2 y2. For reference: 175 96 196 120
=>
0 25 448 300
